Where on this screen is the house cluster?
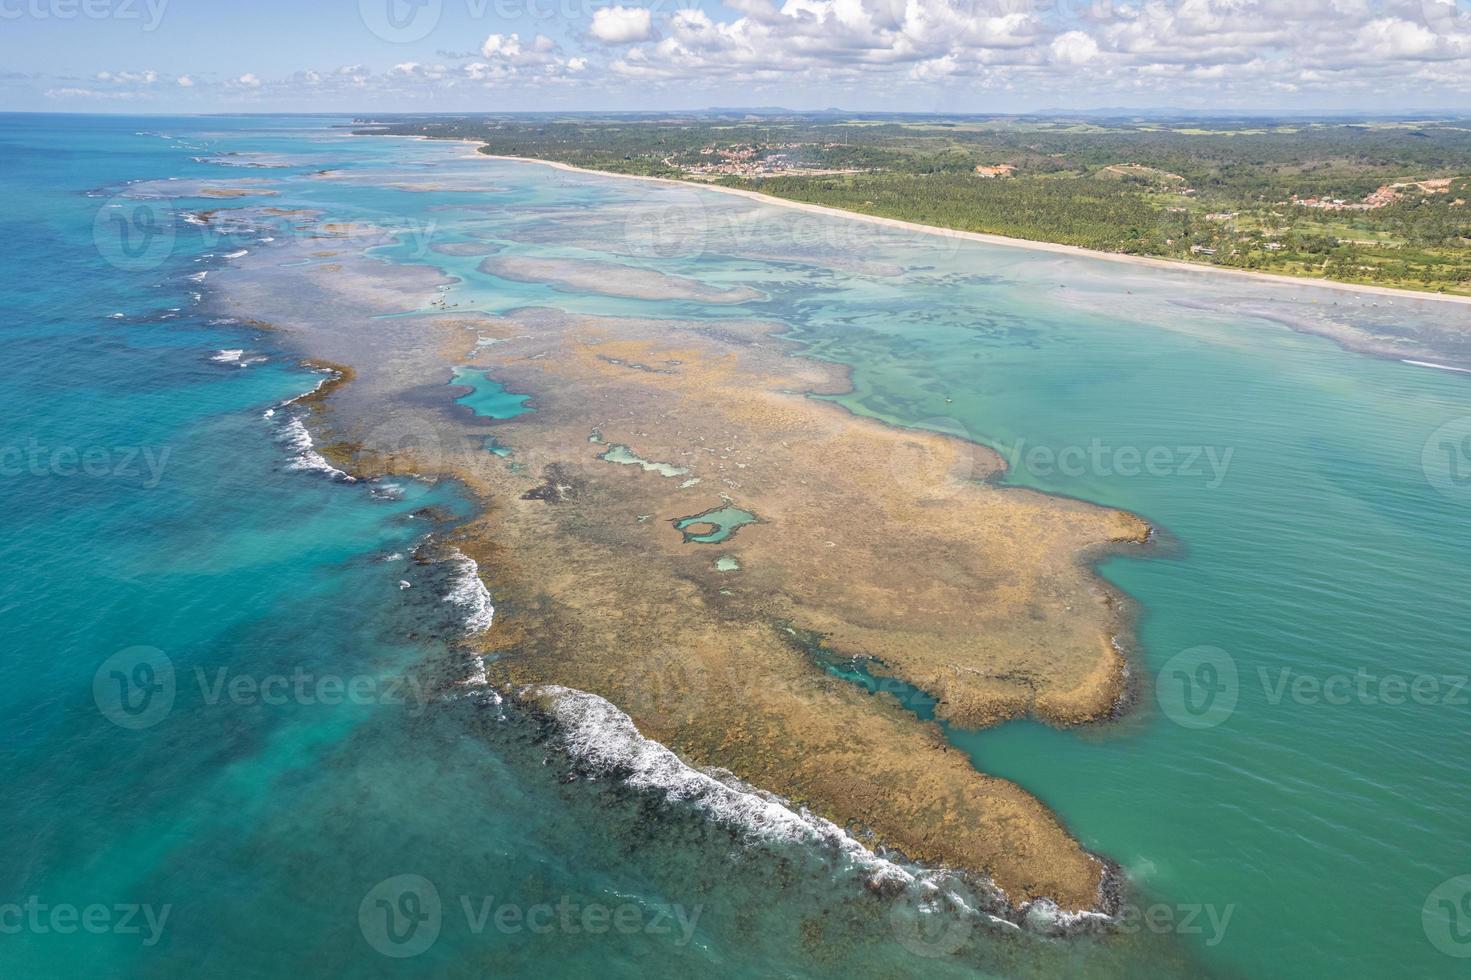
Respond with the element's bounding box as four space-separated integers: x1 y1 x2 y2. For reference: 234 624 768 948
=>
681 142 859 179
974 163 1016 178
685 143 801 177
1291 183 1405 211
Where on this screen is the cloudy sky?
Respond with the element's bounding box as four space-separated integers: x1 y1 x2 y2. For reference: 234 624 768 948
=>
3 0 1471 113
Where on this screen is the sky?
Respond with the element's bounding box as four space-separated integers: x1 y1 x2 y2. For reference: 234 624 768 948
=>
2 0 1470 114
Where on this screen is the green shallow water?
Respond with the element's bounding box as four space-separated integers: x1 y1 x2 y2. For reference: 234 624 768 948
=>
791 290 1471 979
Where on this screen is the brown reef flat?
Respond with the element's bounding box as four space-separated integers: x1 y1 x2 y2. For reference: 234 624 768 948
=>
217 219 1150 913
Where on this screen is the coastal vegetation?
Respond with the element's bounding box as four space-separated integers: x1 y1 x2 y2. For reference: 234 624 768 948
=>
358 112 1471 295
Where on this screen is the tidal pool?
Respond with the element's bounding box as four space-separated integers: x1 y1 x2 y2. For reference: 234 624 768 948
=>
451 365 532 419
599 443 689 478
673 506 758 544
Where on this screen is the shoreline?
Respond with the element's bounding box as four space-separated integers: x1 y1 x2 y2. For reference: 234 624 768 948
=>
457 145 1471 308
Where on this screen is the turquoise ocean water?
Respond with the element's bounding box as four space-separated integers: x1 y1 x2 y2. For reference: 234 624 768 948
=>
3 114 1469 978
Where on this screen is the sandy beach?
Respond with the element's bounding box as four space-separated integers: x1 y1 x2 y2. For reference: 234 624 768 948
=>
464 147 1471 308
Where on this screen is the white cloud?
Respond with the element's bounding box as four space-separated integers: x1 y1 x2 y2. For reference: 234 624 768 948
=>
84 0 1469 108
472 32 582 78
1050 31 1098 66
96 69 157 84
1356 17 1439 58
482 34 524 59
590 6 655 44
20 0 1471 110
46 87 137 100
593 0 1471 99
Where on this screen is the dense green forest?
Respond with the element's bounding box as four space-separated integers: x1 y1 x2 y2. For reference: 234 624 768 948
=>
356 112 1471 295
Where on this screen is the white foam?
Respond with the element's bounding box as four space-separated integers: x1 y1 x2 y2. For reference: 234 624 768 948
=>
211 349 244 364
462 654 489 688
279 374 330 407
1022 898 1112 933
1402 359 1471 374
443 549 494 634
520 686 1124 925
277 415 355 482
187 271 208 282
223 249 249 259
530 684 916 890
